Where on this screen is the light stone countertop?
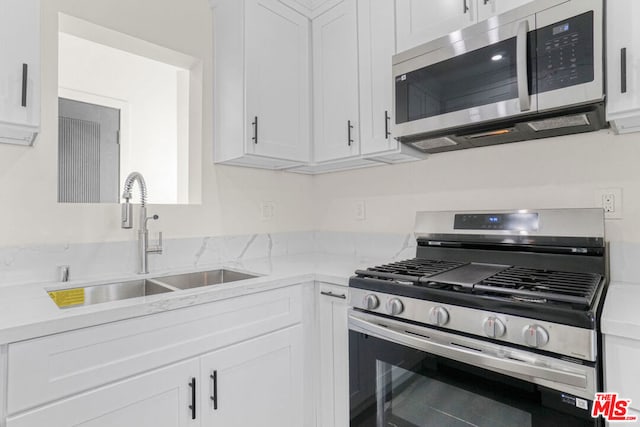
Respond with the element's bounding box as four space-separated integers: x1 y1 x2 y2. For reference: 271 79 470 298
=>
5 251 635 345
601 281 640 341
0 253 386 345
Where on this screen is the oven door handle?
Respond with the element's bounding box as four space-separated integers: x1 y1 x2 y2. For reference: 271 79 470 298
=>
516 19 531 112
349 311 588 389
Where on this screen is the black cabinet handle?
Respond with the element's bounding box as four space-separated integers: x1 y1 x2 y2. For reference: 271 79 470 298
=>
483 0 490 4
210 370 218 410
321 291 347 300
252 116 258 144
21 64 28 108
463 0 469 14
385 111 391 139
188 377 196 420
621 48 628 94
347 120 354 146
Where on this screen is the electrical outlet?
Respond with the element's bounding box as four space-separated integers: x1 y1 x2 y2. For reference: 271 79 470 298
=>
260 202 275 221
595 188 623 219
355 200 366 221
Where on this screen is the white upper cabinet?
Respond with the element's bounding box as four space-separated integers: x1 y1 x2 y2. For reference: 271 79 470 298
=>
606 0 640 134
312 0 360 162
211 0 310 169
246 0 311 161
477 0 535 21
396 0 535 53
396 0 476 52
358 0 397 156
0 0 40 146
279 0 343 18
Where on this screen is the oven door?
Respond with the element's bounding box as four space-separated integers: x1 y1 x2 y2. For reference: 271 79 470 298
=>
349 310 601 427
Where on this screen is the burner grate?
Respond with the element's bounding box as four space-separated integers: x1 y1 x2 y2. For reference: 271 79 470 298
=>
355 259 465 283
476 267 602 307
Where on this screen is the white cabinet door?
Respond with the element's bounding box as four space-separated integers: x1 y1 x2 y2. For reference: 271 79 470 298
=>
396 0 476 52
606 0 640 134
604 335 640 413
6 359 199 427
477 0 535 21
358 0 398 155
200 326 304 427
0 0 40 145
246 0 311 161
313 0 360 162
317 284 349 427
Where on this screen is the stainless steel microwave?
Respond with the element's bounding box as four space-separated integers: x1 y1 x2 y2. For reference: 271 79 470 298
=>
393 0 605 153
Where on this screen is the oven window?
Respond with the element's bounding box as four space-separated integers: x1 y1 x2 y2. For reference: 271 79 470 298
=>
350 332 598 427
382 362 531 426
395 37 519 124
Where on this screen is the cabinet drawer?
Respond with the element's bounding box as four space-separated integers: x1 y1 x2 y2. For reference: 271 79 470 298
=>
7 284 304 415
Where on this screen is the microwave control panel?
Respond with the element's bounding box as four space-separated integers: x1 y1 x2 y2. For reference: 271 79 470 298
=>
536 11 594 93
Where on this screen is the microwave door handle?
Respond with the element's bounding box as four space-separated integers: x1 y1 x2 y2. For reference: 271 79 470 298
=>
348 312 587 389
516 20 531 112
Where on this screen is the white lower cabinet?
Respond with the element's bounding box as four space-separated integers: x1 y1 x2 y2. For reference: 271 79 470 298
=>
7 359 200 427
200 326 304 427
604 335 640 413
3 284 309 427
317 283 349 427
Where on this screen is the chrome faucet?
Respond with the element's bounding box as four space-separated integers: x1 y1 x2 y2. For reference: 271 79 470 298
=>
121 172 163 274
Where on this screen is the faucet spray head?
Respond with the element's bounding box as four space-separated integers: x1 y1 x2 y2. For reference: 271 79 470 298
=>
121 197 133 229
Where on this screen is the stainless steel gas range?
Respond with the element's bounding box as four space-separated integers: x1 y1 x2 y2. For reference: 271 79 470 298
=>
348 209 607 427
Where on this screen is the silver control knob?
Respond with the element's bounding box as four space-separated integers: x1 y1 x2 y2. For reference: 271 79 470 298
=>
483 316 506 338
364 294 380 310
387 298 404 316
523 325 549 348
429 306 450 326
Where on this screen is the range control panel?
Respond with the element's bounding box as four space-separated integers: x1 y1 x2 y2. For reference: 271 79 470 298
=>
453 213 539 231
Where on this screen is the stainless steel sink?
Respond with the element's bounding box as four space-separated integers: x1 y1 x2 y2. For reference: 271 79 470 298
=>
154 269 258 290
48 279 174 309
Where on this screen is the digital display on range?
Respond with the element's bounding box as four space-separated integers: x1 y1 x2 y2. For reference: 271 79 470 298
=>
454 213 539 231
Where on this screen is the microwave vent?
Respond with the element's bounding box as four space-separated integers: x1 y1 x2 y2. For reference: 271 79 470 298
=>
527 114 591 132
412 137 457 150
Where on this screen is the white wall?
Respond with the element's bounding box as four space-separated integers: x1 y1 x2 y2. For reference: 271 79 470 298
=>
0 0 314 247
313 129 640 276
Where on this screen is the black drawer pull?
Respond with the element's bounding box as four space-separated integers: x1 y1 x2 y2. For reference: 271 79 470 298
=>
21 64 28 107
621 48 628 94
463 0 469 14
210 370 218 410
321 291 347 300
188 377 196 420
385 110 391 139
347 120 354 146
252 116 258 144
